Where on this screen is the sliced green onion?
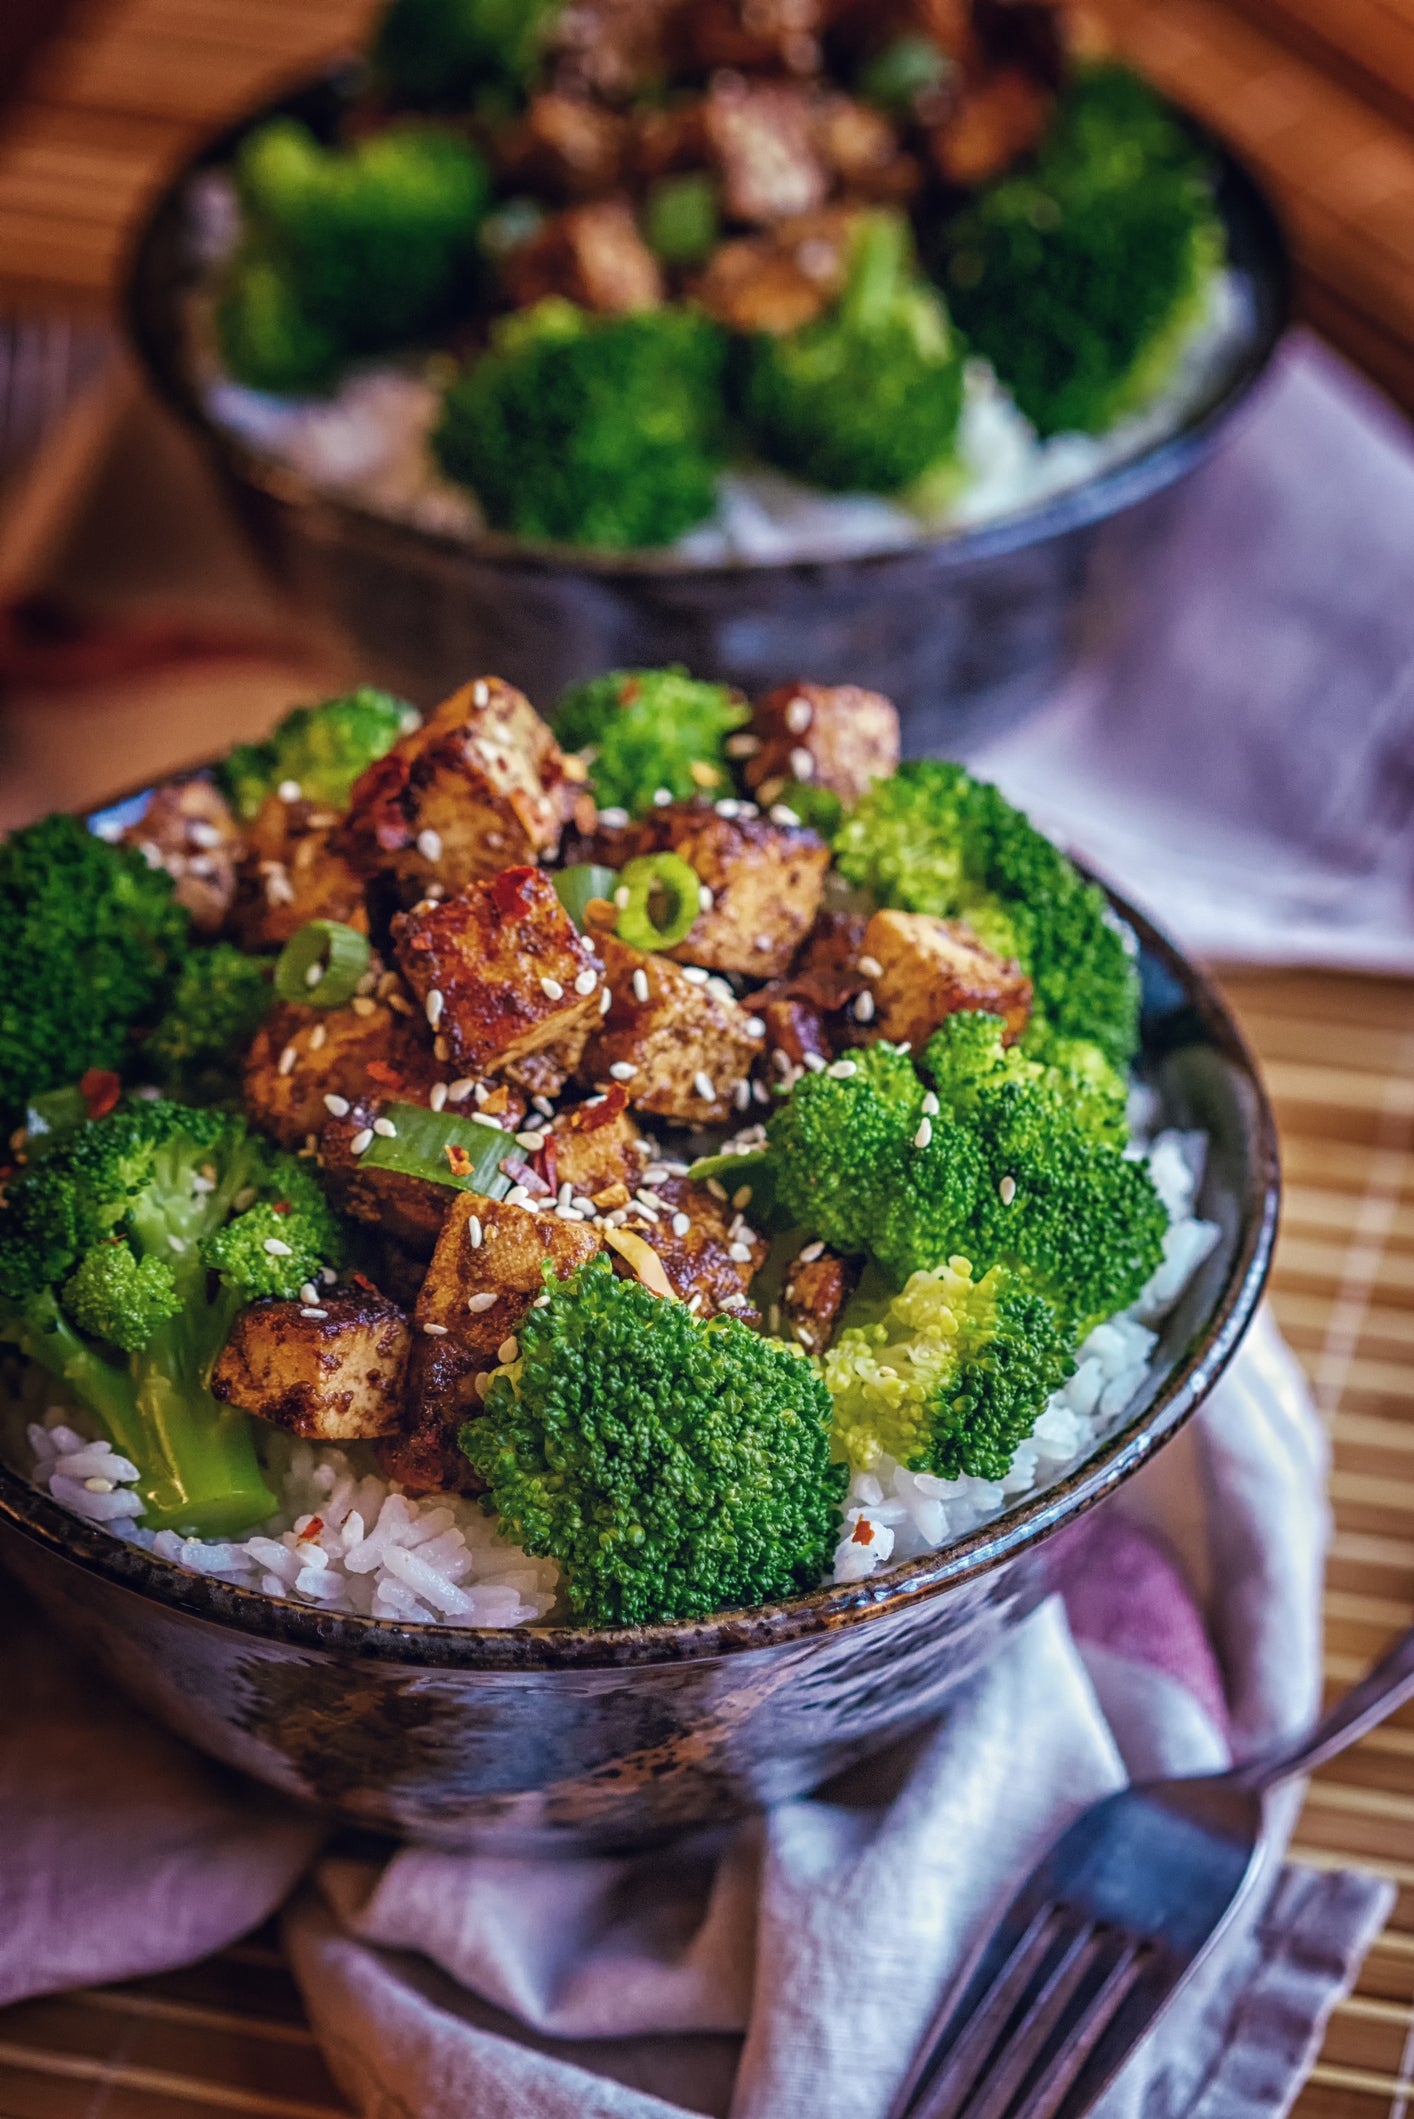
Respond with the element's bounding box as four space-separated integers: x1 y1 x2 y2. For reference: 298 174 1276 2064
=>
617 852 701 952
554 864 618 932
645 173 720 265
274 921 371 1008
361 1101 515 1199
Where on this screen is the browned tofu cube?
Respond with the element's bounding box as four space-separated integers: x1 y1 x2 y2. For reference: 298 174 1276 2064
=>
862 909 1033 1048
761 994 831 1071
496 93 630 199
502 198 664 313
619 1174 767 1319
928 68 1051 187
780 1245 859 1354
814 96 921 201
746 682 900 811
339 677 577 901
386 1196 601 1494
703 80 827 224
122 777 242 936
318 1098 457 1256
791 909 869 1009
229 793 367 952
692 208 863 335
578 934 765 1126
211 1292 411 1441
393 866 606 1094
681 0 824 73
548 0 681 102
549 1098 644 1202
243 976 443 1151
639 801 831 979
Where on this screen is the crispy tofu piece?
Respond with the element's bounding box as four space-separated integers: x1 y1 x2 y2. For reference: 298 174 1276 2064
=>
761 994 831 1070
318 1098 456 1256
746 682 900 811
928 67 1051 187
862 909 1032 1048
692 207 863 334
578 933 765 1126
229 792 366 952
791 909 868 1009
386 1196 601 1494
703 80 828 224
814 96 921 201
781 1245 859 1355
339 677 576 901
548 0 685 103
243 979 442 1150
620 1173 766 1319
629 800 831 979
393 866 605 1094
211 1293 411 1441
123 777 241 936
496 92 630 199
502 197 664 313
681 0 823 73
549 1098 645 1201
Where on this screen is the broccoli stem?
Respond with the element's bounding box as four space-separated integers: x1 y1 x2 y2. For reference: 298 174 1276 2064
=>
13 1294 144 1460
842 213 906 334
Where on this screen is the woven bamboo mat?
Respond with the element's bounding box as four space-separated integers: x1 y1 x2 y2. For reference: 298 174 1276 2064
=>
0 963 1407 2114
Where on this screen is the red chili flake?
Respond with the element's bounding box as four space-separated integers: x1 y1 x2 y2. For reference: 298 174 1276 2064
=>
577 1083 628 1133
79 1069 122 1120
350 1270 380 1294
618 676 642 707
298 1517 325 1543
445 1143 473 1178
491 865 537 918
850 1518 876 1546
271 1200 291 1216
366 1060 405 1091
539 1135 558 1194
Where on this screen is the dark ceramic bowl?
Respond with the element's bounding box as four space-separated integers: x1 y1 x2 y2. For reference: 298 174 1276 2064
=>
124 63 1291 751
0 819 1278 1851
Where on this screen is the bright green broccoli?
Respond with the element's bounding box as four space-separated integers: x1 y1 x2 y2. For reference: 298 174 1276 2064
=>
217 118 490 392
217 686 419 822
371 0 561 111
142 944 274 1104
461 1255 845 1626
825 1256 1074 1482
833 758 1141 1070
942 62 1224 438
0 1099 344 1534
432 298 729 549
553 665 748 816
736 211 966 495
0 815 191 1133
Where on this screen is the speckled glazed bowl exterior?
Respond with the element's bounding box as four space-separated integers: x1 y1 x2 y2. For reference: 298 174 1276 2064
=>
124 66 1291 751
0 862 1278 1851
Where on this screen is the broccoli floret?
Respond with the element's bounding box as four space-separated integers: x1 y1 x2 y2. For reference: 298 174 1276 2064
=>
143 944 274 1104
217 687 418 823
462 1255 845 1625
432 298 729 549
826 1257 1074 1482
833 759 1140 1070
217 119 490 391
553 666 748 816
0 815 190 1133
736 211 966 494
942 63 1224 438
0 1099 344 1534
372 0 561 110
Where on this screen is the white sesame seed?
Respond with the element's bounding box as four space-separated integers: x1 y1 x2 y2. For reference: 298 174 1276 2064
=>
474 1371 493 1399
652 786 672 807
534 1095 555 1117
304 961 324 990
921 1091 940 1116
699 884 714 912
429 1082 448 1112
729 1242 753 1264
798 1240 825 1264
187 819 223 848
278 1043 298 1076
753 934 773 953
168 1234 187 1253
573 968 598 996
417 828 443 861
725 732 761 758
1000 1175 1017 1205
300 1306 329 1320
516 1130 545 1151
423 1321 450 1337
682 965 709 985
733 1186 754 1211
498 1335 519 1365
467 1290 497 1312
356 969 378 995
308 1023 327 1051
789 747 815 781
425 989 445 1028
803 1051 826 1073
769 804 802 828
632 969 650 1004
472 679 490 707
715 798 740 818
321 1266 337 1284
540 976 564 1001
671 1211 691 1236
753 1079 769 1104
693 1070 715 1102
741 1016 764 1040
434 1034 451 1062
914 1117 933 1149
278 779 302 802
600 986 613 1013
687 1291 704 1313
448 1077 475 1102
706 1179 727 1201
351 995 376 1017
599 807 629 828
505 1185 531 1208
472 1081 489 1104
608 1061 637 1081
858 955 883 978
827 1059 858 1079
263 1237 293 1257
233 1187 257 1211
323 1093 350 1117
733 1078 751 1110
349 1128 374 1155
785 696 813 734
613 886 632 912
720 1292 749 1309
300 1281 319 1305
853 990 876 1023
467 1215 483 1249
373 1117 397 1138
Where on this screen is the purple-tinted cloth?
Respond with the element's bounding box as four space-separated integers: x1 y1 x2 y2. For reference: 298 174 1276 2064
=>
0 1313 1392 2117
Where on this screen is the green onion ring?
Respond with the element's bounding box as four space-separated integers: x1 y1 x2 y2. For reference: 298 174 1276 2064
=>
273 921 371 1009
553 864 619 932
616 852 701 951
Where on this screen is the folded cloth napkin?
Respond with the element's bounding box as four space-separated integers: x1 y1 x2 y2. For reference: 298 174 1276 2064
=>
970 330 1414 972
0 1310 1392 2116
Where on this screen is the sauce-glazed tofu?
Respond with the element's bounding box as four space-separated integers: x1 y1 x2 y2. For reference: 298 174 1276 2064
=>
497 92 630 200
228 792 367 952
211 1292 411 1441
703 78 827 223
549 1096 645 1203
746 682 900 812
339 677 577 901
862 909 1033 1048
622 800 831 979
692 208 861 335
393 866 606 1094
578 934 765 1126
502 198 664 313
621 1173 767 1319
123 777 242 935
243 978 442 1150
317 1097 460 1256
384 1196 601 1493
781 1244 859 1355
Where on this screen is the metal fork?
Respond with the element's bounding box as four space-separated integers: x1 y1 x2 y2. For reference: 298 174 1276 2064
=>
891 1616 1414 2119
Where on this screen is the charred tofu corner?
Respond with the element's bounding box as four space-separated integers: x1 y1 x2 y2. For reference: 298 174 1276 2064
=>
243 978 442 1151
579 933 765 1126
123 777 242 936
211 1293 411 1441
746 682 901 811
781 1244 860 1355
862 908 1033 1048
229 792 367 952
631 800 831 979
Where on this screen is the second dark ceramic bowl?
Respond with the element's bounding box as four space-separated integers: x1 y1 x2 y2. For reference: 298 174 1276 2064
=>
124 64 1291 750
0 858 1278 1852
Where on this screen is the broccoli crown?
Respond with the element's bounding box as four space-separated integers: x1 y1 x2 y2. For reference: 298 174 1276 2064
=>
737 211 966 495
142 943 274 1103
462 1255 845 1626
0 815 190 1133
63 1241 183 1355
218 687 418 821
432 298 729 549
943 62 1224 438
372 0 561 109
826 1256 1075 1483
833 758 1141 1070
553 665 748 816
219 118 489 389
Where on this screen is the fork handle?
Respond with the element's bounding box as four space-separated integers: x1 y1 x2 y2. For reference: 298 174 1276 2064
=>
1234 1620 1414 1791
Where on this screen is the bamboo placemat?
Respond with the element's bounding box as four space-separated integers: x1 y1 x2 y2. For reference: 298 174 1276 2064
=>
0 962 1410 2112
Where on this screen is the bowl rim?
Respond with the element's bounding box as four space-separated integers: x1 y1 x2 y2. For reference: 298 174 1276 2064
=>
122 57 1293 585
0 786 1281 1669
